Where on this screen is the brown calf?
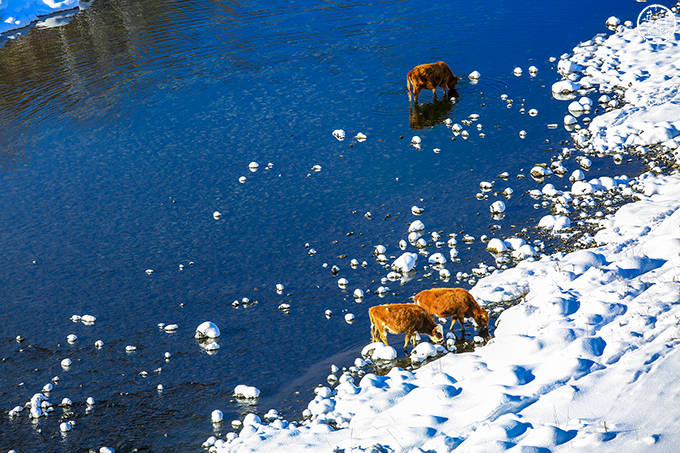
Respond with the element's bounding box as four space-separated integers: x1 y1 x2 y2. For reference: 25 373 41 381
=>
407 61 459 104
369 303 444 353
414 288 489 339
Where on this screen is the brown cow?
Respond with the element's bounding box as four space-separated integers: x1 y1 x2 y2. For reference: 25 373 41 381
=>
414 288 489 339
407 61 459 104
369 303 444 353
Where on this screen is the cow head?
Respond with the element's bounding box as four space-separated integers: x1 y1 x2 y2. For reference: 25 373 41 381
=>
476 309 490 336
447 75 459 93
430 324 445 344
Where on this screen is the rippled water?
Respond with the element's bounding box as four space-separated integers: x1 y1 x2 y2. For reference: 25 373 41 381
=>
0 0 657 450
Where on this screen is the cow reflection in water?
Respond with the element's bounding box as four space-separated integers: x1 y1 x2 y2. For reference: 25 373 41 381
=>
409 92 458 129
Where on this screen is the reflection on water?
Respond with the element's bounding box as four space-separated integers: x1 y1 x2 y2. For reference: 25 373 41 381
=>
0 0 190 136
409 93 457 129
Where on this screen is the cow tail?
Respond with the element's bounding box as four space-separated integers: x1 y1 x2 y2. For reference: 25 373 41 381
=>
406 75 412 101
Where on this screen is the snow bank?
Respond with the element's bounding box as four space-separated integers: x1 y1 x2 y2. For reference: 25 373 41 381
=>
1 0 80 35
556 16 680 154
219 175 680 453
216 12 680 453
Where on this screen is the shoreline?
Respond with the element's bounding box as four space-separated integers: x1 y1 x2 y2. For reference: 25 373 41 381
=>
0 1 82 39
215 10 680 453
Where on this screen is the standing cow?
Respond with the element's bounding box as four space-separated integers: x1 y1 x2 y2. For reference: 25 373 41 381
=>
414 288 489 339
368 303 444 353
407 61 459 104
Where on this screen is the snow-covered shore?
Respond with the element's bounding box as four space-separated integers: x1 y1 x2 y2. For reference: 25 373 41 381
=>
0 0 80 35
214 13 680 453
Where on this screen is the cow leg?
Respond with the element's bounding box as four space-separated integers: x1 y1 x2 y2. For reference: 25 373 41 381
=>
432 88 437 101
449 317 457 336
407 76 414 104
449 317 460 340
458 316 466 339
370 323 378 343
404 334 411 354
413 88 420 104
379 329 389 347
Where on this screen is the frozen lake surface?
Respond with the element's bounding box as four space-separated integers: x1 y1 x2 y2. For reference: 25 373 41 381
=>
0 0 664 450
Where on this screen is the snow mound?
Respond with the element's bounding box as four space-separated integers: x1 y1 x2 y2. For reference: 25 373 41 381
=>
362 342 397 361
195 321 220 339
410 342 446 364
391 252 418 273
234 385 260 399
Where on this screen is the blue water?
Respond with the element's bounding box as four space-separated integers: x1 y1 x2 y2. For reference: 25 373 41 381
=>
0 0 668 450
